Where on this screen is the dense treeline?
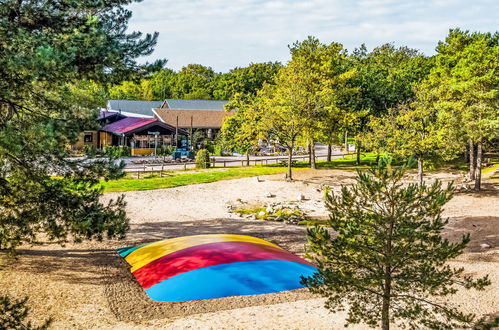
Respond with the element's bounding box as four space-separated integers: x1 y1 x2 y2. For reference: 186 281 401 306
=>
218 31 498 188
107 61 282 101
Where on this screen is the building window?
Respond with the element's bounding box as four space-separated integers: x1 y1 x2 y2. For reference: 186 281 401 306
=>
84 132 93 143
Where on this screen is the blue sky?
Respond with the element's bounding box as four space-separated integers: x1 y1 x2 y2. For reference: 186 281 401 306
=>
127 0 499 72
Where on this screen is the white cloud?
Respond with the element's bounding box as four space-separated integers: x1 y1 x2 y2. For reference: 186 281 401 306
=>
126 0 499 72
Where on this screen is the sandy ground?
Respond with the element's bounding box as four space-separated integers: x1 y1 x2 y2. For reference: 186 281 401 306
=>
0 169 498 329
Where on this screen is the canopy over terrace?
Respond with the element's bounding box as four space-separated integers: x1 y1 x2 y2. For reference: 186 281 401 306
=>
101 117 188 156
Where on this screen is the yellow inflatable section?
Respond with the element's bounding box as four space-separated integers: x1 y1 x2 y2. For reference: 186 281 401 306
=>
125 234 282 272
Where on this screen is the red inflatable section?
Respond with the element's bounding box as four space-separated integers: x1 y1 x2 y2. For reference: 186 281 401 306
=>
133 241 312 289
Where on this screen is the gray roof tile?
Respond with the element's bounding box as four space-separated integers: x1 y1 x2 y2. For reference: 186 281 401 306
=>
107 100 163 116
164 99 228 111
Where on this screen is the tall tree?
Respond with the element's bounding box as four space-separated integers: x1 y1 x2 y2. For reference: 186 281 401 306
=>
212 62 281 100
420 29 499 190
218 93 262 164
172 64 216 99
257 64 312 180
351 44 432 164
0 0 162 250
363 92 446 186
302 161 490 329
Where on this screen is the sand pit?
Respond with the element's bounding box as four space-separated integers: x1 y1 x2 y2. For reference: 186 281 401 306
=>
1 169 498 329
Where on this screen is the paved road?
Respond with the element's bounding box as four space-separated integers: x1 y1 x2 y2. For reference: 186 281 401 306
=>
123 144 345 172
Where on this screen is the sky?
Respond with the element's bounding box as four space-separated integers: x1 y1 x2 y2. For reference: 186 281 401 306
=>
126 0 499 72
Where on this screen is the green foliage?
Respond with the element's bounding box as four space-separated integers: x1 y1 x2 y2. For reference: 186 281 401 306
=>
302 163 490 329
195 149 211 169
219 93 262 155
418 29 499 189
0 296 51 330
0 0 159 250
102 146 131 158
157 145 176 156
212 62 282 100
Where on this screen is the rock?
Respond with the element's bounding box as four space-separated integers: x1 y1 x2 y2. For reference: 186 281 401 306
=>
480 243 491 249
265 192 275 198
255 176 262 182
297 193 306 201
266 206 274 213
258 211 266 217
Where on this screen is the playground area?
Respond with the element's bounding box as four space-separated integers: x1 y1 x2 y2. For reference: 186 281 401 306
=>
0 169 498 329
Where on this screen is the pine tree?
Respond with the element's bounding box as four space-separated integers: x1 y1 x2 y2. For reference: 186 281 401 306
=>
302 160 490 329
0 0 163 251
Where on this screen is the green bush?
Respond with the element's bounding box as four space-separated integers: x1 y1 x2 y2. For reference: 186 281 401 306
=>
157 145 176 156
102 146 131 158
83 144 97 157
195 149 210 169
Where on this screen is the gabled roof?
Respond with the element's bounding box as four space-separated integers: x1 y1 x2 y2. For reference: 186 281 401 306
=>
107 100 163 116
102 117 187 136
163 99 229 111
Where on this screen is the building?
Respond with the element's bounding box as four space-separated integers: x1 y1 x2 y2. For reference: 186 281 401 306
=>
74 99 231 155
74 110 187 156
153 99 233 138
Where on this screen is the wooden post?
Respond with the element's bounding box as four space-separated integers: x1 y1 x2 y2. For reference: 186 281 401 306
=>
160 164 164 177
175 116 179 148
224 161 226 168
184 163 187 171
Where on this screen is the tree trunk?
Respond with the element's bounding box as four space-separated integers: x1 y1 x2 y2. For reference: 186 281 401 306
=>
246 151 250 166
327 144 332 162
474 140 482 190
356 140 361 165
469 139 475 181
287 147 293 181
382 289 390 330
308 143 312 164
417 157 423 187
344 130 348 151
310 141 316 169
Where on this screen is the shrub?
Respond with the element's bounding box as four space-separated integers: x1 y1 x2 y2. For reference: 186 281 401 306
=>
102 146 131 158
195 149 210 169
157 145 176 156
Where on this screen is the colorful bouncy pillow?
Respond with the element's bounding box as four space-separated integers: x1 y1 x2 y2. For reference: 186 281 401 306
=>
118 234 317 302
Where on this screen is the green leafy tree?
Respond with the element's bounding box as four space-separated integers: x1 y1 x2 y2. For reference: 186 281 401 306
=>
219 93 262 164
108 79 153 100
212 62 282 100
351 44 433 164
420 29 499 190
257 63 313 180
302 161 490 329
0 0 162 251
171 64 216 99
364 94 447 186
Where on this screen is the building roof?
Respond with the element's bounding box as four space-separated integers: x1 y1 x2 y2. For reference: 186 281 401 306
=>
107 100 163 116
163 99 229 111
102 117 157 134
153 108 234 129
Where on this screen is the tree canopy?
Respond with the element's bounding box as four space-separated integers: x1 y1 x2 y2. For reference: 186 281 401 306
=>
0 0 162 250
303 161 490 329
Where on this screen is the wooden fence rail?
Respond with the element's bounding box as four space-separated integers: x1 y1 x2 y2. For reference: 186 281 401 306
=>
127 153 352 177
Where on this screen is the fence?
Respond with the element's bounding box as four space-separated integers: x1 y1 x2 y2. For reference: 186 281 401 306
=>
125 153 352 178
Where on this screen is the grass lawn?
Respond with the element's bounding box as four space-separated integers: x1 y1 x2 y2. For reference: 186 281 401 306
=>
101 166 294 192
